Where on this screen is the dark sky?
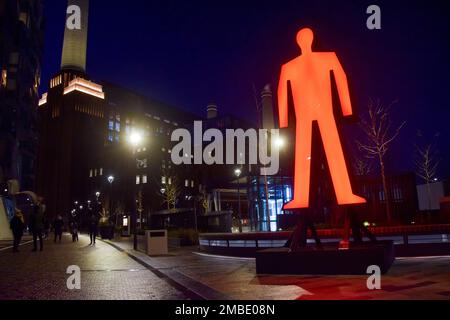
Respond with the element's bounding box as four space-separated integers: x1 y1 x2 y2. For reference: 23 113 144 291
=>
41 0 450 177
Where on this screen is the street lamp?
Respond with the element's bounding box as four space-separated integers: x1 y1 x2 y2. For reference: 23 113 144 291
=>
235 168 243 233
126 130 144 251
127 130 144 147
108 175 115 225
275 136 285 149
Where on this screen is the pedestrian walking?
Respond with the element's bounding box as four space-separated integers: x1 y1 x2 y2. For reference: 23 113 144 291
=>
89 214 98 246
10 209 25 253
30 197 45 252
53 215 64 243
70 221 79 242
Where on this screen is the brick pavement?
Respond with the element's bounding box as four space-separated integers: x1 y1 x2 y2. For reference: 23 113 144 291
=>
0 234 189 300
108 237 450 300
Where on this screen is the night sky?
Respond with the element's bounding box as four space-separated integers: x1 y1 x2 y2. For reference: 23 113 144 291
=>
40 0 450 178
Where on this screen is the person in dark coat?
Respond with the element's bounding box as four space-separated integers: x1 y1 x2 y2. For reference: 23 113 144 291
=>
89 214 98 246
30 198 45 252
70 221 79 242
53 215 64 243
10 209 25 253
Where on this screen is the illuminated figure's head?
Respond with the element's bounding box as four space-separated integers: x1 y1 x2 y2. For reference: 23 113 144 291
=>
297 28 314 54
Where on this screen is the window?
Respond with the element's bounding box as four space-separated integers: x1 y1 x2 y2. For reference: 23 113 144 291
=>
168 178 172 185
185 180 189 187
115 122 121 132
94 169 98 177
136 175 141 185
109 121 114 130
19 12 29 26
1 70 6 87
162 176 166 184
191 180 195 188
142 175 148 184
89 169 93 178
100 168 103 176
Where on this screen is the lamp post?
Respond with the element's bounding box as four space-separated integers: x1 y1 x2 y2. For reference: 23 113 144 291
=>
108 175 115 225
235 168 243 233
127 130 144 251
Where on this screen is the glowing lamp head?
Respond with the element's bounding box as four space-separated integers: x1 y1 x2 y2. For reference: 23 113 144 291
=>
234 168 242 177
275 137 285 149
128 131 143 147
297 28 314 53
108 175 115 184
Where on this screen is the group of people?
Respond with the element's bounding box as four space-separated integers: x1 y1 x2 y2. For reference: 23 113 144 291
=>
9 196 99 252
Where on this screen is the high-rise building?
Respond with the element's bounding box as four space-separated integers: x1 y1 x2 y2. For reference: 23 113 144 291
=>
0 0 44 191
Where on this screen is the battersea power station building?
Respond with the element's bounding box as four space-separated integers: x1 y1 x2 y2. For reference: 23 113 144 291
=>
37 0 202 225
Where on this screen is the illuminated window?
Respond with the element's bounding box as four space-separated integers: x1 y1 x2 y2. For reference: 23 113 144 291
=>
94 169 98 177
185 180 189 187
19 12 29 26
136 175 141 185
168 178 172 185
142 175 148 184
100 168 103 176
89 169 93 178
162 177 166 184
109 121 114 130
1 70 7 87
115 122 121 132
191 180 195 188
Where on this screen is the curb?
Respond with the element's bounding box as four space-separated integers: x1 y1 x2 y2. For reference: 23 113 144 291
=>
102 239 232 301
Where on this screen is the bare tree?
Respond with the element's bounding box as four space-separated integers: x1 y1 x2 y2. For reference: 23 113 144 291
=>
357 99 406 223
159 171 180 210
353 155 374 176
414 133 440 212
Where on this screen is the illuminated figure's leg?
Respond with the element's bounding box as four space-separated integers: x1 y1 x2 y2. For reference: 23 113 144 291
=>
318 115 366 205
283 118 312 210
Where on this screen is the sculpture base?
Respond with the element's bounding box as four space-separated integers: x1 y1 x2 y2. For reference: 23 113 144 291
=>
255 241 395 275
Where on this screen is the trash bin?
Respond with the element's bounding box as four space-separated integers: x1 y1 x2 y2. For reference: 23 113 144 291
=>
146 230 168 256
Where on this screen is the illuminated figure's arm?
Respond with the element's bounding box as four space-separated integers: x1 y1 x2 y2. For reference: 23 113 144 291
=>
278 65 289 128
332 54 353 116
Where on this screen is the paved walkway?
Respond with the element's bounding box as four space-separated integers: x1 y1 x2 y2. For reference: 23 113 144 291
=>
0 234 189 300
108 237 450 300
1 233 449 300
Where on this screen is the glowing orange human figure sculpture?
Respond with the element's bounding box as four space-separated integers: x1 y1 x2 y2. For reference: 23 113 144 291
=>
278 28 366 209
